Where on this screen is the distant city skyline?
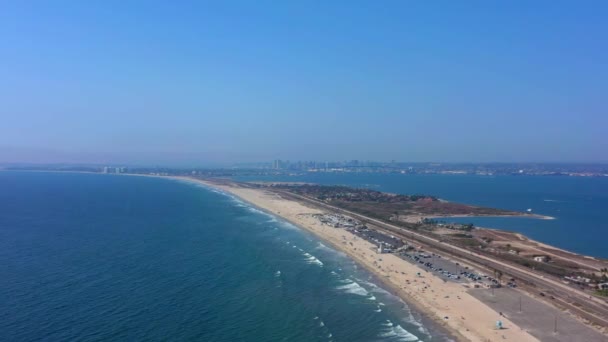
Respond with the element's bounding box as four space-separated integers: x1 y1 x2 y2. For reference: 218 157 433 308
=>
1 2 607 165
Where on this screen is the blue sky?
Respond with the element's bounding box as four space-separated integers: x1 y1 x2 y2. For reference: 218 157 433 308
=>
0 1 606 165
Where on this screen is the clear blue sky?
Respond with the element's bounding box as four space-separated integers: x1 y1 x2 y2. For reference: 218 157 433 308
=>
1 1 606 166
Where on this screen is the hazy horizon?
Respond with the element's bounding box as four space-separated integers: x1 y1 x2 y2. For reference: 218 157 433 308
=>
3 158 608 170
1 2 607 165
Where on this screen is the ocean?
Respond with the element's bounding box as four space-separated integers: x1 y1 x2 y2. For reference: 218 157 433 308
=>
235 173 608 259
0 171 451 342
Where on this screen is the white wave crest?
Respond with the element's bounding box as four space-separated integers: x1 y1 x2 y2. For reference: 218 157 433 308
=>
360 279 392 296
379 324 419 341
277 221 299 230
409 313 428 335
303 252 324 266
247 206 266 215
316 242 330 250
336 281 369 296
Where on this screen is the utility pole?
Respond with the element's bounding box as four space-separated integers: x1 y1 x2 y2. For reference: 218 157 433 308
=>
554 315 557 334
519 296 522 313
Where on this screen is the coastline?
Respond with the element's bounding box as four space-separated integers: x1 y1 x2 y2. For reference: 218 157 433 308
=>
176 176 539 342
424 213 555 221
3 171 606 340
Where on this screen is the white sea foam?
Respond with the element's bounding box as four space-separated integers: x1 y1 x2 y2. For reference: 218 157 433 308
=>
374 306 382 312
247 206 266 215
395 297 428 336
357 279 429 337
358 279 392 296
277 221 300 231
382 320 393 327
410 314 428 335
379 324 419 341
303 252 324 266
319 321 325 327
336 281 369 296
368 295 376 301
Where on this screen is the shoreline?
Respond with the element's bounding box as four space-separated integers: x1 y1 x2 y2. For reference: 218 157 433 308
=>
425 213 555 221
175 176 540 342
3 171 605 339
183 178 458 340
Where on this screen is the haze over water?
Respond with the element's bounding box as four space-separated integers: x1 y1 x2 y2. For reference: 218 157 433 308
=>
236 173 608 259
0 171 452 342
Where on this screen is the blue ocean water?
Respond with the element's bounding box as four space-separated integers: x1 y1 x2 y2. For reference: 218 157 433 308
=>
0 172 451 342
235 173 608 258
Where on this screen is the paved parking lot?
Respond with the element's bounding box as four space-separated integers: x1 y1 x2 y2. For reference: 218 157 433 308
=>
470 287 606 342
398 251 516 289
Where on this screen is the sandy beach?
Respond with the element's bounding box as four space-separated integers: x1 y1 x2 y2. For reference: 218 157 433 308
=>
182 177 540 342
401 213 555 224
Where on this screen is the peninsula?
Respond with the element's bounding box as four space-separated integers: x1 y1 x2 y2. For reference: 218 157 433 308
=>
177 177 607 342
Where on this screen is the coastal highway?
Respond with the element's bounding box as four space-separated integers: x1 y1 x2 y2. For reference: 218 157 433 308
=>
273 189 608 331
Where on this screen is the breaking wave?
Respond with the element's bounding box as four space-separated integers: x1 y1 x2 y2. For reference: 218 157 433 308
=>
335 281 369 297
379 321 419 341
303 252 324 266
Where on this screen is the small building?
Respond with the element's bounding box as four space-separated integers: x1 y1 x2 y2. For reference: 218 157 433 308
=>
598 282 608 290
533 255 549 262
